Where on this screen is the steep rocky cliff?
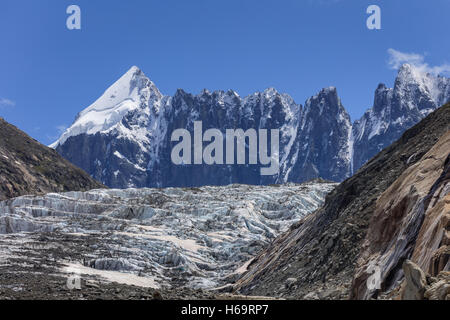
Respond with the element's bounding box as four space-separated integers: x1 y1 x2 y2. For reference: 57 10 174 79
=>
0 118 104 200
233 103 450 299
351 130 450 299
352 64 450 171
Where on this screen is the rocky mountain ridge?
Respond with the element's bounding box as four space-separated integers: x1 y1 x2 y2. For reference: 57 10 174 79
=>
52 64 450 188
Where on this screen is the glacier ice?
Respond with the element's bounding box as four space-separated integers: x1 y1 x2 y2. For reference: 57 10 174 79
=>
0 182 335 289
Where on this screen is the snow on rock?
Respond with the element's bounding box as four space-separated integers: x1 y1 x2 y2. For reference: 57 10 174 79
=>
50 66 162 148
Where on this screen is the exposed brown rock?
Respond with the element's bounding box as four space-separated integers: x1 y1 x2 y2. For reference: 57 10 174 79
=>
402 260 427 300
424 271 450 300
0 118 104 200
411 162 450 277
351 131 450 299
397 261 450 300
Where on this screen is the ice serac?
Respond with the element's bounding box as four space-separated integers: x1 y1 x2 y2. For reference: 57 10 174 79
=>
0 181 335 289
352 64 450 173
53 64 450 188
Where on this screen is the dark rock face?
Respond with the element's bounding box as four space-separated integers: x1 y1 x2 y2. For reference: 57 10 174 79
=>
282 87 352 182
350 130 450 300
233 103 450 299
55 78 351 188
53 64 450 189
0 118 104 200
56 133 147 189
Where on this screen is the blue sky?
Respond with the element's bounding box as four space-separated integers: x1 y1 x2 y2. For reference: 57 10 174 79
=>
0 0 449 144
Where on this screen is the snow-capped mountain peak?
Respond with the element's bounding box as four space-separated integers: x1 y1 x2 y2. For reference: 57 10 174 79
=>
351 63 450 173
395 63 449 111
50 66 162 148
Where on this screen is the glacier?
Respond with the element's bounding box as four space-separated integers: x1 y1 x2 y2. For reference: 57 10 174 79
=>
0 181 335 289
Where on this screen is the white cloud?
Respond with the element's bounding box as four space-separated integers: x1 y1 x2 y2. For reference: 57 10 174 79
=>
387 48 450 76
46 125 67 143
0 98 15 107
56 125 67 134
